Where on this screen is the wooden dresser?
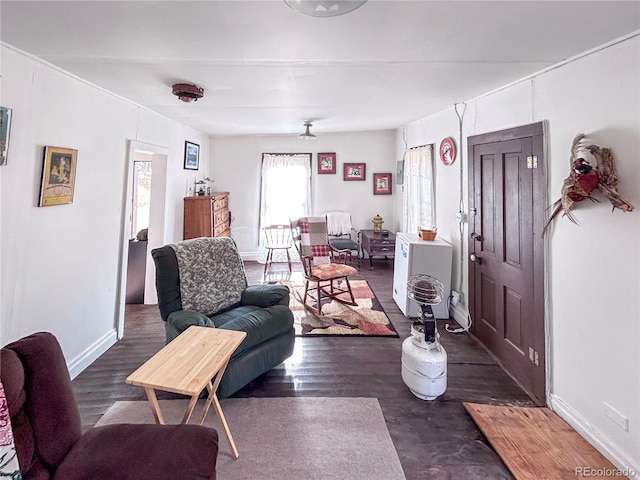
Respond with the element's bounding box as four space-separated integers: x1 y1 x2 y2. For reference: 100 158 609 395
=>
183 192 230 240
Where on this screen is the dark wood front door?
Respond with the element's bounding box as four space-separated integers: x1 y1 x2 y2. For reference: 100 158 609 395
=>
468 123 546 404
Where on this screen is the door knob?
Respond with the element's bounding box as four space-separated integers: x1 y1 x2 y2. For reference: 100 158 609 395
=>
471 232 483 242
470 253 482 265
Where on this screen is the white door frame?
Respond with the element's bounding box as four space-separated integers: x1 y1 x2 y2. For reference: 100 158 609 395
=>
116 140 168 339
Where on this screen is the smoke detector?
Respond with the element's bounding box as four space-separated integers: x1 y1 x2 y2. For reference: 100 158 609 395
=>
172 83 204 103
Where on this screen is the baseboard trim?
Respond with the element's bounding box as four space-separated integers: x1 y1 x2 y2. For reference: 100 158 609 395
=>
450 304 469 329
549 394 639 474
240 252 259 262
67 329 117 379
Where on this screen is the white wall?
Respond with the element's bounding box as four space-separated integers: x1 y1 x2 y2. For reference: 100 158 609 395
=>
397 36 640 471
0 44 209 375
209 131 397 258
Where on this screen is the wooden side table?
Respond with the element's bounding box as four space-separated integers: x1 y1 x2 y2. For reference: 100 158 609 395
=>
126 326 246 458
360 229 396 270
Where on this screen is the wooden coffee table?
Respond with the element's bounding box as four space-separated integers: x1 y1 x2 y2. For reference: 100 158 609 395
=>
126 326 247 458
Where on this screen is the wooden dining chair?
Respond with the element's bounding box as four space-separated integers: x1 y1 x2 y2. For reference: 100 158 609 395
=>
263 224 293 275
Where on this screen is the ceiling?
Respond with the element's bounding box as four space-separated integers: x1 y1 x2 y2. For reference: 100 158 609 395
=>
1 1 639 136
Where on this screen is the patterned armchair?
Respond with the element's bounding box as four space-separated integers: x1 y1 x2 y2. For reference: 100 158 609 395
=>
290 216 358 315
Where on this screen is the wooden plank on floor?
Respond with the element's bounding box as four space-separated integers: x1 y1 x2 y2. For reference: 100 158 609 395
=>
463 402 621 480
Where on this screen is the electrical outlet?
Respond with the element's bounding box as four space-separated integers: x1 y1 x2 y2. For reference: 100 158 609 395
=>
455 211 467 223
451 291 463 306
451 290 464 306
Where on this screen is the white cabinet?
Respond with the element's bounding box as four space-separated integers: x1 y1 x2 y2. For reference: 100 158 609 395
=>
393 233 453 319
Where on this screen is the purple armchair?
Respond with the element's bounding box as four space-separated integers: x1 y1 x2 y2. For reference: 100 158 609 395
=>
0 332 218 480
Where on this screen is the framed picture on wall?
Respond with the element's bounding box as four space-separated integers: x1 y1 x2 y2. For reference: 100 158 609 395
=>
184 141 200 170
317 152 336 174
343 162 366 181
38 146 78 206
373 173 392 195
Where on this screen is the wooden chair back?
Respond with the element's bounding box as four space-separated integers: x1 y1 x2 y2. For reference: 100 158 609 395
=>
263 224 292 248
290 217 331 263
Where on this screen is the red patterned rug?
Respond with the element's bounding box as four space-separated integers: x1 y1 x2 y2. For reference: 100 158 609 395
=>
281 280 398 337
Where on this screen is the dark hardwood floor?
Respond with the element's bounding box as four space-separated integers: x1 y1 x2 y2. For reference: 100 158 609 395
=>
73 259 534 479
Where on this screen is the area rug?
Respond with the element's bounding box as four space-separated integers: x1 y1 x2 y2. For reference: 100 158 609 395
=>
463 402 620 480
96 397 406 480
282 279 398 337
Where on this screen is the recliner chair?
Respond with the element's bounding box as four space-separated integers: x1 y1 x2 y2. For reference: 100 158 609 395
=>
152 237 295 399
0 331 219 480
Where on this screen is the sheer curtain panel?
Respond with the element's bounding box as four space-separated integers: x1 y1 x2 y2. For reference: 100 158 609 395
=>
258 153 312 263
402 145 435 233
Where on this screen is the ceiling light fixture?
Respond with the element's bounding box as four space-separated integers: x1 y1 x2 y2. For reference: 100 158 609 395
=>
172 83 204 103
284 0 367 17
298 122 317 140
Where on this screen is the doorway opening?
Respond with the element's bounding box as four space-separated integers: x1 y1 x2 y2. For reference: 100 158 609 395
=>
117 141 168 339
125 158 152 305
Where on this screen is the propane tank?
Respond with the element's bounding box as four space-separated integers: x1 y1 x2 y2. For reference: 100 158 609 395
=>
401 321 447 400
402 274 447 401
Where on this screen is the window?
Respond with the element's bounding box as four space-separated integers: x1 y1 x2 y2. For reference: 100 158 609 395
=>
131 160 152 239
403 145 435 232
259 152 311 229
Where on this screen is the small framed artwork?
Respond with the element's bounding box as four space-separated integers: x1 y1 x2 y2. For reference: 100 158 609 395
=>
373 173 392 195
439 137 457 166
343 162 366 181
0 107 12 166
184 141 200 170
39 146 78 207
317 152 336 174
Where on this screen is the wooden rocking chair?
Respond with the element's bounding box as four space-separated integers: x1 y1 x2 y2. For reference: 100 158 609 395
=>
290 216 358 315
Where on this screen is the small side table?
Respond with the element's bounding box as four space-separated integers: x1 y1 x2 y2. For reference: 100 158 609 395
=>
126 326 247 458
360 230 396 270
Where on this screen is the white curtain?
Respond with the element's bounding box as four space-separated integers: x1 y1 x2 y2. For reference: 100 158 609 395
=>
403 145 435 233
258 153 311 263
